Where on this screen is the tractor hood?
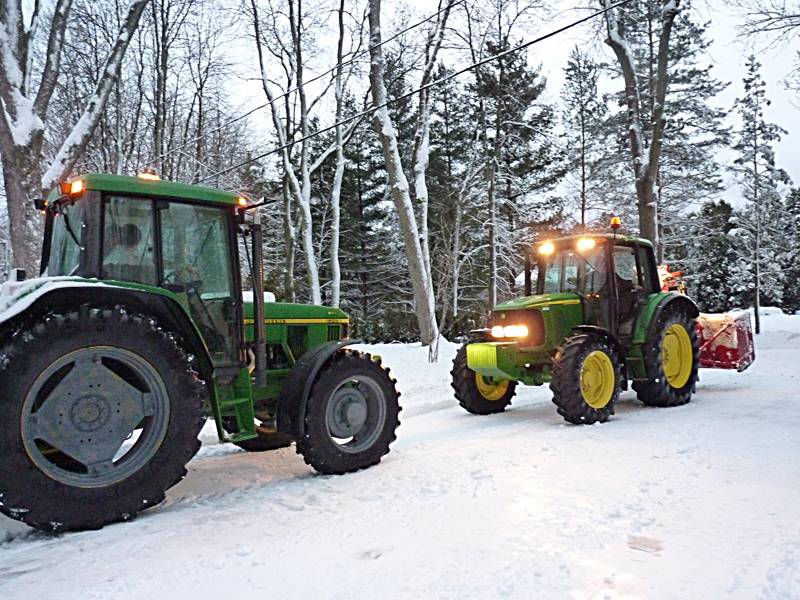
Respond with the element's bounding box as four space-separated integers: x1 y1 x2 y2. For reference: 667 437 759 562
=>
243 299 349 323
494 292 581 312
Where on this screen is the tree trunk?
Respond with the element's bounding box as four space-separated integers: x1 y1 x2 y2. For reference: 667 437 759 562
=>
0 0 149 273
329 0 347 307
603 0 680 248
367 0 439 346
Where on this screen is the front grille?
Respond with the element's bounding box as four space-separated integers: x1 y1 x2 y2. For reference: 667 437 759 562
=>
327 325 340 341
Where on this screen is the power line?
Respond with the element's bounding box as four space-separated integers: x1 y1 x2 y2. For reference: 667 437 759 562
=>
199 0 633 184
148 0 466 167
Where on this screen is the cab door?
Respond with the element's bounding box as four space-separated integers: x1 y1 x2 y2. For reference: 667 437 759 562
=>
158 201 242 367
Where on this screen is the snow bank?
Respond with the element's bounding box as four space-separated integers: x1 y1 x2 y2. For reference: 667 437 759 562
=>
352 338 461 417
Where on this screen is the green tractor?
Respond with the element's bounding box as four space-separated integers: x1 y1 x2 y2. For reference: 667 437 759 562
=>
452 227 700 424
0 173 400 532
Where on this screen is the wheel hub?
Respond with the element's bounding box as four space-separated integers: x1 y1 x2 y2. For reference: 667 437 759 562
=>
328 387 369 438
71 395 111 432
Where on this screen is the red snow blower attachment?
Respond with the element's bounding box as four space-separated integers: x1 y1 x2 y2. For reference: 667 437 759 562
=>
696 312 755 372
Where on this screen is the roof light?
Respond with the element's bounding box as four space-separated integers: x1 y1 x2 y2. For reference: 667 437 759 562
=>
138 168 160 181
538 241 555 256
610 216 622 230
576 237 596 252
60 179 85 195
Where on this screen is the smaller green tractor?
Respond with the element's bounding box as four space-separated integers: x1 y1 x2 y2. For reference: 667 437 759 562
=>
0 173 400 533
452 227 701 424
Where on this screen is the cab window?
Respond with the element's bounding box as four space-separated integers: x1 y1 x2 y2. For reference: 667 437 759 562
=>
48 201 87 276
101 196 157 284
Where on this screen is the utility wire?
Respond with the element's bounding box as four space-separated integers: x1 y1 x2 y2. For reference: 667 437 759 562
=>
199 0 633 184
148 0 466 167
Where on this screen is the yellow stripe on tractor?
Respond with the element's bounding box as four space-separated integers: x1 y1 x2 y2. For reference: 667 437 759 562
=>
244 318 351 325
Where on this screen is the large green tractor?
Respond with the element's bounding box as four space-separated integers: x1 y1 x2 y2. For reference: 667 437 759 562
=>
0 173 400 532
452 228 700 424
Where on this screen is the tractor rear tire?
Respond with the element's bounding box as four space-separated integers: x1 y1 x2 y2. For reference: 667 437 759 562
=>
296 350 400 475
451 343 516 415
0 306 207 533
633 306 699 407
550 334 621 425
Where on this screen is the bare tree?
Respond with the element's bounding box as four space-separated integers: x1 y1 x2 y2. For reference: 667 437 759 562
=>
250 0 362 305
0 0 150 273
728 0 800 43
368 0 449 348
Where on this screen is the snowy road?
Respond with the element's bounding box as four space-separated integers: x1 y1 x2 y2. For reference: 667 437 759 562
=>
1 313 799 599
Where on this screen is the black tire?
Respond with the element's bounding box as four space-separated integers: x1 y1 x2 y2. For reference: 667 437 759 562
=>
0 306 207 532
451 343 516 415
550 334 621 425
224 417 294 452
296 350 400 475
633 306 699 407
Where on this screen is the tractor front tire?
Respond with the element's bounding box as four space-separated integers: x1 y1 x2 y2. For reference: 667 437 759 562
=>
633 306 699 407
550 334 621 425
0 306 207 533
296 350 400 475
451 343 516 415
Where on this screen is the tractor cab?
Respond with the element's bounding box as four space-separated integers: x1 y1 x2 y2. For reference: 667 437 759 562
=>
41 173 244 367
528 234 660 340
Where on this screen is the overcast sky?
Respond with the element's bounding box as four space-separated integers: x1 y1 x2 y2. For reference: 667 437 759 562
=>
237 0 799 208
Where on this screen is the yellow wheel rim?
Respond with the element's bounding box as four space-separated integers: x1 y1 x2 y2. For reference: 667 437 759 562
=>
662 323 693 388
475 373 510 401
580 350 615 409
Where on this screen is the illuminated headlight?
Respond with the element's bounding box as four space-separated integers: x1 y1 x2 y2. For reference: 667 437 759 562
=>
491 324 529 339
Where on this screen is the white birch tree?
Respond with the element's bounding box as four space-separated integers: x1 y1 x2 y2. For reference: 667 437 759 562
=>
367 0 445 347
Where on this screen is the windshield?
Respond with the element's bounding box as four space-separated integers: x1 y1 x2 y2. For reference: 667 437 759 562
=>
538 244 607 296
48 201 86 276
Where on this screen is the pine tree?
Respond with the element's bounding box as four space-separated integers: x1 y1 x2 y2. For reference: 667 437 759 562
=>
475 36 564 305
731 55 791 332
561 46 608 228
680 200 740 312
780 188 800 314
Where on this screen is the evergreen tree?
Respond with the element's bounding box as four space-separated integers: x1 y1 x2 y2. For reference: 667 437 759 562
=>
780 188 800 313
680 200 740 312
561 46 608 228
731 55 791 332
475 36 564 304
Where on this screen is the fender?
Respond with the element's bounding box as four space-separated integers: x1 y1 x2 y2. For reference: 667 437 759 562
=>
276 339 360 437
571 324 629 388
634 292 699 346
0 278 215 390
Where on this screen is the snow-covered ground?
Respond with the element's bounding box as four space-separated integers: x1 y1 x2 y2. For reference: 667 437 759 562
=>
2 311 799 599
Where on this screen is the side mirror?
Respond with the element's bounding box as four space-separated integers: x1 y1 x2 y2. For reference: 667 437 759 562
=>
33 198 48 212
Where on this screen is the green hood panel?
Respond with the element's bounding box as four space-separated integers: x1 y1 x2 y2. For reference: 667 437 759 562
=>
243 301 349 323
494 293 581 311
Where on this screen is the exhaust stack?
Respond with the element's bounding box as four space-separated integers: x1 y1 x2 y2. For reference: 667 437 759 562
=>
251 209 268 386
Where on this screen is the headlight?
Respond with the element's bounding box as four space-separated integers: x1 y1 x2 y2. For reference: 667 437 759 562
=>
491 324 529 339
